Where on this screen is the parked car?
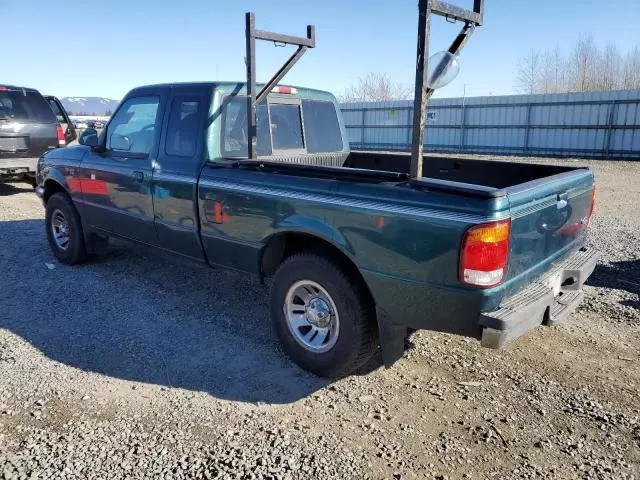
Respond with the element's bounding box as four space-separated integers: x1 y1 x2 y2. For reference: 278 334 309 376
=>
35 81 597 377
0 84 64 185
45 95 77 146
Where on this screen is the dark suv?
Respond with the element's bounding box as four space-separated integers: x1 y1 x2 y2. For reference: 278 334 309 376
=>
0 85 64 184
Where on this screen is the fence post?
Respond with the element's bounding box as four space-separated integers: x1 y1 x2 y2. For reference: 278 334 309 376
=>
360 109 366 148
523 103 533 155
406 107 413 150
604 101 617 159
459 103 466 152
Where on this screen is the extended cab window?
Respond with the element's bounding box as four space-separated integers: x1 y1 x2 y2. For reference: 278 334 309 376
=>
165 98 200 157
301 100 343 153
107 96 159 155
222 97 271 157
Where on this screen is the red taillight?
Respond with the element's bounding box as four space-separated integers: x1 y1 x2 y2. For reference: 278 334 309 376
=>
0 86 7 91
56 124 65 146
460 219 510 288
587 185 596 224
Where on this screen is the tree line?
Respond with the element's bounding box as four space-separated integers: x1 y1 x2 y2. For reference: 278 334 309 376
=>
516 35 640 94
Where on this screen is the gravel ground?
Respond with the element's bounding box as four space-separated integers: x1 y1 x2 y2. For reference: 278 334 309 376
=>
0 156 638 479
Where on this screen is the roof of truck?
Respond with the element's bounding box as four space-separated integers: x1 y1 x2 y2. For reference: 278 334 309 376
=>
129 82 336 101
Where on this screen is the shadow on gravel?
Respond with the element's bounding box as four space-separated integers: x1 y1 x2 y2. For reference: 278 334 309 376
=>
0 219 333 405
588 260 640 298
0 182 34 196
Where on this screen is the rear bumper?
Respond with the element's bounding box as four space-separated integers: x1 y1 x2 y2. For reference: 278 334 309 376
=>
0 157 39 174
479 246 598 348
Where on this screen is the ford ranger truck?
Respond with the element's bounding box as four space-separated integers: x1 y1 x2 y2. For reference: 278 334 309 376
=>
35 82 598 377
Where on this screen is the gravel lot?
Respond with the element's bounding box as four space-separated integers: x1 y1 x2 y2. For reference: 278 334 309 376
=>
0 156 638 479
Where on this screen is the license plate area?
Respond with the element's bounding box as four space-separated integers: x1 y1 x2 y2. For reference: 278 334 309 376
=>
0 137 28 152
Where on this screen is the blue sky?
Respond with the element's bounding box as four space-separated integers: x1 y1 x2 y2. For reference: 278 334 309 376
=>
3 0 638 100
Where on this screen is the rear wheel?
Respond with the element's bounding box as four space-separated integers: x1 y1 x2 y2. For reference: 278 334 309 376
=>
45 193 87 265
270 253 378 378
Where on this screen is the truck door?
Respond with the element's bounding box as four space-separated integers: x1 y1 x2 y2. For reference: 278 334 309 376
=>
152 87 208 260
46 96 76 145
78 92 165 245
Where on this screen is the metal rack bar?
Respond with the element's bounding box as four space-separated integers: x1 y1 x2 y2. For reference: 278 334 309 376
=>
245 12 315 159
410 0 484 178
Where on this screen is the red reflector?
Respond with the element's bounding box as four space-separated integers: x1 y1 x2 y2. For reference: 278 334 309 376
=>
56 124 65 146
460 220 510 288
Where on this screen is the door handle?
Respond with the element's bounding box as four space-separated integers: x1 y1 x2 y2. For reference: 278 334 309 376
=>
133 171 144 183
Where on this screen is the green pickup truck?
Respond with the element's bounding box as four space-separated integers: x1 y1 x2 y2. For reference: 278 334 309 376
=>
35 82 597 377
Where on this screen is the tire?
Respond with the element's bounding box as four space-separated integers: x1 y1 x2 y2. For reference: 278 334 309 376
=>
45 192 87 265
270 252 378 378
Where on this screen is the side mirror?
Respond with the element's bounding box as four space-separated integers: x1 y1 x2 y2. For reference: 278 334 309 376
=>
79 128 99 147
110 134 131 152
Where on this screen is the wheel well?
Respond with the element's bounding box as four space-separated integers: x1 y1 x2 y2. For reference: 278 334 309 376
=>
261 232 375 307
43 179 67 204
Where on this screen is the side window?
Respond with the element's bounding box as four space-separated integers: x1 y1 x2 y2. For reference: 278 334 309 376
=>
48 99 67 124
165 98 200 157
269 103 304 151
107 96 160 155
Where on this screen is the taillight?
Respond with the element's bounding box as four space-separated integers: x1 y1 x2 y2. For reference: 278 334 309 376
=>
56 124 65 146
460 219 511 288
271 86 297 94
587 185 596 224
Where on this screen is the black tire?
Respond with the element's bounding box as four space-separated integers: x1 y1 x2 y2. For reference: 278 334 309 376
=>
45 192 87 265
270 252 378 378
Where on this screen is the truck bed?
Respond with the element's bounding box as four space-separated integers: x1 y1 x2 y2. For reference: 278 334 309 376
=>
344 151 578 192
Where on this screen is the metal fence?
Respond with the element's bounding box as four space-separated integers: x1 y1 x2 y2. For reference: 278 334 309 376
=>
340 89 640 159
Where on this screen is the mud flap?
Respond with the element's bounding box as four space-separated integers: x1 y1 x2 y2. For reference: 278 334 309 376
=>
376 306 406 368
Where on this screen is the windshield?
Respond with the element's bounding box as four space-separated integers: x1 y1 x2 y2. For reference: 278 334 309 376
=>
0 90 57 123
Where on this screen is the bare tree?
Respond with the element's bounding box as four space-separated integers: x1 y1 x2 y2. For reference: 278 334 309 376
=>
540 46 566 94
568 34 599 92
515 49 541 94
339 73 412 102
515 37 640 94
597 42 622 91
622 45 640 89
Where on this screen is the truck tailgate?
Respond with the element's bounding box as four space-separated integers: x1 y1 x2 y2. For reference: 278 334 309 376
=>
506 168 595 284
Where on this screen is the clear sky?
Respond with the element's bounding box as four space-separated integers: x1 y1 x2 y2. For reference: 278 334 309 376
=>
3 0 637 101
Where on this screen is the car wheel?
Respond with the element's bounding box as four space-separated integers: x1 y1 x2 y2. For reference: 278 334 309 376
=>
270 252 378 378
45 192 87 265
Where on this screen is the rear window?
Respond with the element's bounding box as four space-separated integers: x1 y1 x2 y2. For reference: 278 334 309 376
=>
270 103 304 151
0 90 57 123
220 96 343 158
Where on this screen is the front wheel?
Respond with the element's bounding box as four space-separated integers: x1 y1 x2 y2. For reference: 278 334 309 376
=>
45 193 87 265
270 253 378 378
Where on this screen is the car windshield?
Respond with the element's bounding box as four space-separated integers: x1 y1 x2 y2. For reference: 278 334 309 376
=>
0 90 57 123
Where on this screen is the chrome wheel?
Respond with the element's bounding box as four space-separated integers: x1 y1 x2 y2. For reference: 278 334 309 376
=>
284 280 340 353
51 208 70 250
